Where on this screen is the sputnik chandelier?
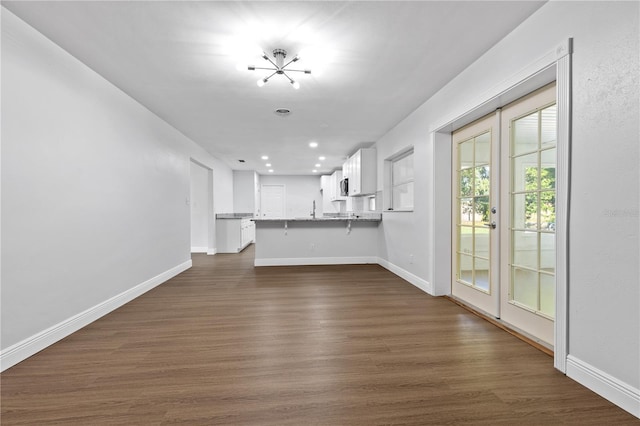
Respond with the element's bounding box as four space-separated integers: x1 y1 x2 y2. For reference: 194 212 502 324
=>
246 48 311 89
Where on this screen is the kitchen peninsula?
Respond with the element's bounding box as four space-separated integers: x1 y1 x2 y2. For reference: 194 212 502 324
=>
253 214 382 266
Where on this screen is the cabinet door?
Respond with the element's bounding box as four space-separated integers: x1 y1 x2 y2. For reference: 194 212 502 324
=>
350 151 361 195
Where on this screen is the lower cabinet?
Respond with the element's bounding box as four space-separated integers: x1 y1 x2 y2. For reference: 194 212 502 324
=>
216 218 255 253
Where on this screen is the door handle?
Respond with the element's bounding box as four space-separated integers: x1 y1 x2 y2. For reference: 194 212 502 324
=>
484 221 497 229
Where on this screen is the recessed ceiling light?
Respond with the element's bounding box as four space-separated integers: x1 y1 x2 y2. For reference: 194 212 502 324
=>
265 163 271 167
312 169 318 173
268 169 274 173
309 142 318 148
261 155 269 160
315 163 321 167
318 156 326 161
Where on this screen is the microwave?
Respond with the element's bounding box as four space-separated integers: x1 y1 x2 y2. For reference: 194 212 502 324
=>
339 178 349 196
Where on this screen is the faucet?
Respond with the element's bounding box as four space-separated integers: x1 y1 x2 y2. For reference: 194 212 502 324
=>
311 200 316 219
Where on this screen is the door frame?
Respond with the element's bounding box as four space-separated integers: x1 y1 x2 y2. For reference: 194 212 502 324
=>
189 158 215 255
430 39 572 372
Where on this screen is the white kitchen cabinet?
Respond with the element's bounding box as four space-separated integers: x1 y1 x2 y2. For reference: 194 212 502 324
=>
320 175 331 195
343 148 376 196
216 218 255 253
330 170 346 201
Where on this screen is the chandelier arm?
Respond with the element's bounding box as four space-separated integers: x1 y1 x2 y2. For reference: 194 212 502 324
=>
251 66 278 71
263 71 279 82
283 68 311 74
281 72 295 84
282 57 299 69
262 55 279 69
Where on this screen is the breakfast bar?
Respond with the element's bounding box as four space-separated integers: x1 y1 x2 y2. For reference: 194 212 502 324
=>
253 214 382 266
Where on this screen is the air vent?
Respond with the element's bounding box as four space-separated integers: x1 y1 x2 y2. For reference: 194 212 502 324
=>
238 159 245 163
274 108 291 117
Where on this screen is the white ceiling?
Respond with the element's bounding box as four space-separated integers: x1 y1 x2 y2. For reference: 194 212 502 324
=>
4 1 545 175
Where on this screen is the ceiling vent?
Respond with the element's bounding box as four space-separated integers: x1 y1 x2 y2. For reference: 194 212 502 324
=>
274 108 291 117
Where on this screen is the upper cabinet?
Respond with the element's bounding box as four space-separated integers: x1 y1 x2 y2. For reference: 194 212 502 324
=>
321 170 347 201
343 148 376 196
330 170 346 201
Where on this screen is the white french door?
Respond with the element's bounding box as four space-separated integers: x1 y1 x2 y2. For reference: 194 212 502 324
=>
500 83 557 345
452 113 500 317
453 83 557 346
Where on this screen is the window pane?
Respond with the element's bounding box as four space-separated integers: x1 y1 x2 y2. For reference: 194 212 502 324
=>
512 193 537 230
458 254 473 284
474 257 490 292
540 148 556 190
392 153 413 183
540 273 555 317
391 151 414 210
392 181 413 210
513 152 538 193
512 230 538 270
475 132 491 165
541 105 557 149
474 228 489 259
540 191 555 229
474 166 490 196
459 226 473 255
512 267 538 309
459 139 473 169
540 232 555 274
459 168 473 197
460 198 473 226
474 196 490 226
512 111 539 156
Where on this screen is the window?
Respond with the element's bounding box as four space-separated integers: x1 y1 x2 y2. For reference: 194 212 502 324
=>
389 149 414 211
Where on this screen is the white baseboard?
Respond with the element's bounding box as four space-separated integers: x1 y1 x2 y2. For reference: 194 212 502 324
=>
377 258 433 295
207 248 217 255
191 246 208 253
0 260 192 372
255 256 378 267
566 355 640 418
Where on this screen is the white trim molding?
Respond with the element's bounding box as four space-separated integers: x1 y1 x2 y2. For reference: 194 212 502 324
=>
191 246 208 253
566 355 640 418
0 260 192 372
554 39 572 373
377 258 433 295
255 256 378 267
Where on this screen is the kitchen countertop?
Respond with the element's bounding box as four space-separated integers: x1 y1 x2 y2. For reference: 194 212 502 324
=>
216 213 254 219
253 214 382 223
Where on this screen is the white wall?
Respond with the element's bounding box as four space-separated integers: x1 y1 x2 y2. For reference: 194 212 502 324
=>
259 175 323 219
233 170 258 215
1 9 234 364
373 0 639 414
190 161 210 251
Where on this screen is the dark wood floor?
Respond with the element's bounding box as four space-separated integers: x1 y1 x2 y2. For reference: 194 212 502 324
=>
2 245 637 425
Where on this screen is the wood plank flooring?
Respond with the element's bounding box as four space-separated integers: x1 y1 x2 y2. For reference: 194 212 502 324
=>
1 245 637 425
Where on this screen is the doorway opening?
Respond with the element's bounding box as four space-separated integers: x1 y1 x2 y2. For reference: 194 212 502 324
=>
190 160 214 255
452 83 557 347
